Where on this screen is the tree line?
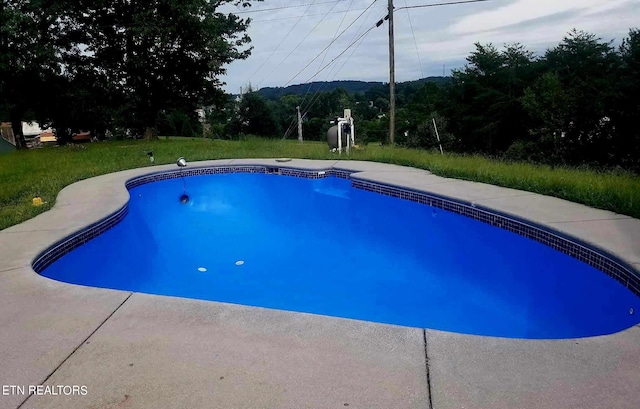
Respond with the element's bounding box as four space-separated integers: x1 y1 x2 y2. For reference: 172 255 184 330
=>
1 0 257 147
216 29 639 172
2 5 638 172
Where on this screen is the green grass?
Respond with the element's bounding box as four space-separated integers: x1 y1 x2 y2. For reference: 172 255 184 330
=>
1 137 639 230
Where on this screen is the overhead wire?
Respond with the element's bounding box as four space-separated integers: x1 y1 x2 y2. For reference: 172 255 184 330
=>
282 0 379 87
232 0 349 14
256 0 343 89
295 0 355 119
283 2 381 139
298 0 493 125
252 7 369 23
244 0 319 87
395 0 490 11
302 25 377 90
281 0 378 139
280 0 493 139
299 5 384 120
282 7 385 141
404 0 424 78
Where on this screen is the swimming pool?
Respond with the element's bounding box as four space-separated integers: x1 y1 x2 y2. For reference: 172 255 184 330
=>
39 170 640 339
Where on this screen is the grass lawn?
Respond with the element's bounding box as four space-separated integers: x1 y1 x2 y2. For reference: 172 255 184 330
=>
1 137 639 230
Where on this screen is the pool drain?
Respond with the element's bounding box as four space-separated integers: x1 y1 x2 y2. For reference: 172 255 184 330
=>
235 260 244 266
198 267 207 272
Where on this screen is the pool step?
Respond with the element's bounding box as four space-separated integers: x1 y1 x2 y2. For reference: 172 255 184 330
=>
313 188 350 199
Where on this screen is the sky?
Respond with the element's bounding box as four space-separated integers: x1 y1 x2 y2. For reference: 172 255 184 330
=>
218 0 639 94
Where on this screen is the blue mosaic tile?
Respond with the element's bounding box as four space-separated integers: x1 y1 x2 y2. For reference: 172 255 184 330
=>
328 169 353 179
279 168 328 179
125 166 270 189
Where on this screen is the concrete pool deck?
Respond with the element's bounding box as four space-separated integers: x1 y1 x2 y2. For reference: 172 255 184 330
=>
0 158 638 409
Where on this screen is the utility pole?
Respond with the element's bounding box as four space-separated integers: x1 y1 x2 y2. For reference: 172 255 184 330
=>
297 106 303 143
388 0 395 145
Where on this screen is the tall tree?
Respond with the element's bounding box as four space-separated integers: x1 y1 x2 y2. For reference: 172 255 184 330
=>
233 91 279 137
520 72 571 163
612 28 640 170
447 43 537 153
543 29 620 165
0 0 73 148
83 0 257 139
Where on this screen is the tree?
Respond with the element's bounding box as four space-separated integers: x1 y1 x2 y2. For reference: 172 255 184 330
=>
233 91 279 137
82 0 257 140
611 28 640 170
272 94 301 137
444 43 540 154
0 0 75 148
520 72 570 163
543 29 621 165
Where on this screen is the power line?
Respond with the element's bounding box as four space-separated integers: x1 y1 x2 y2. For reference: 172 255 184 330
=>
257 0 343 88
306 25 377 84
284 4 377 140
281 3 352 139
296 0 355 113
386 0 491 145
232 1 349 14
283 0 492 140
395 0 490 11
283 0 379 87
252 8 367 23
404 0 424 78
245 0 319 87
284 4 386 140
318 0 354 71
299 6 384 119
283 4 383 140
300 29 370 119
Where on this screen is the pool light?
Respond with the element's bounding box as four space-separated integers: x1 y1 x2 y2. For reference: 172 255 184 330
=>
177 157 189 203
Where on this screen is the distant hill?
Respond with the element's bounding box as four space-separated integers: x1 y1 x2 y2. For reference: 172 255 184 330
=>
255 77 450 100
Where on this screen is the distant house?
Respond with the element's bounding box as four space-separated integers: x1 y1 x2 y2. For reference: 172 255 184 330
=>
22 122 43 138
0 121 58 149
24 122 56 147
71 131 91 142
39 131 57 146
0 123 16 153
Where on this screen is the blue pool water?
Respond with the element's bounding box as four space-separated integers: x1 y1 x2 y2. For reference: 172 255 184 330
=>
41 173 640 339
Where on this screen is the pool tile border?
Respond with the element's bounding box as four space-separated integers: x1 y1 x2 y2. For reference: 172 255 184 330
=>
32 204 129 273
32 165 639 298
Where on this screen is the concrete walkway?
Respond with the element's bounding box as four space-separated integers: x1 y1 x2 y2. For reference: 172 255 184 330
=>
0 159 638 409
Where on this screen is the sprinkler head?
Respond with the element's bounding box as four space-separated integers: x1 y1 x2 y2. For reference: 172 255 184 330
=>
176 157 187 167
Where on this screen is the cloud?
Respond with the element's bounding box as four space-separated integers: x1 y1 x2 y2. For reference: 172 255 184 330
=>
449 0 606 35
